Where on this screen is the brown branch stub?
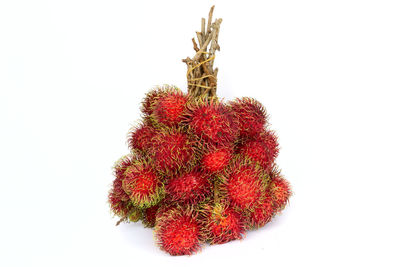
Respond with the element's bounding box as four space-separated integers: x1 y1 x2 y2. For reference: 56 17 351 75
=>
183 6 222 99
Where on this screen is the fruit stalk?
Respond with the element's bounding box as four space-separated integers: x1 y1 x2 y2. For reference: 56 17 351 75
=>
183 6 222 99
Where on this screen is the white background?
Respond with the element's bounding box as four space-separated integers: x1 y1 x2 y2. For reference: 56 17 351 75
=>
1 0 399 266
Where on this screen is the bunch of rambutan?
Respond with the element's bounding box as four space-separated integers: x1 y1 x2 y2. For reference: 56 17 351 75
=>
108 85 291 255
108 6 291 256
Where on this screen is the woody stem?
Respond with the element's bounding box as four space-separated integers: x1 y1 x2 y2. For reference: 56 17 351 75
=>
182 6 222 99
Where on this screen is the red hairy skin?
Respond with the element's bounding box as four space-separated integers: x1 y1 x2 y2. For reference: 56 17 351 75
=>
152 88 188 127
202 202 245 244
245 194 274 229
219 157 268 210
230 97 267 137
128 122 157 153
108 193 131 218
201 146 233 174
109 155 135 217
269 169 292 212
122 158 164 208
165 169 212 204
150 128 195 174
184 98 238 146
142 204 160 228
155 206 203 256
141 87 167 116
155 203 178 220
238 130 279 172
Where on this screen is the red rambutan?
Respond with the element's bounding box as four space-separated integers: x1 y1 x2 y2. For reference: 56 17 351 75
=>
202 202 245 244
219 157 268 211
154 203 178 220
155 206 203 256
238 130 279 172
245 194 274 229
268 169 292 212
165 169 212 204
109 155 135 217
122 157 164 208
141 87 167 116
152 87 188 127
184 98 238 146
201 145 233 174
108 193 131 218
230 97 267 137
150 127 195 174
127 122 157 153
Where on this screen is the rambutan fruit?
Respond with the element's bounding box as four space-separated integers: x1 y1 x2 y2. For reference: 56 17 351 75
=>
202 202 245 244
184 98 238 146
109 155 135 217
150 127 195 174
219 156 268 211
155 206 203 256
112 155 135 202
230 97 268 137
238 130 279 172
201 145 233 174
108 193 131 218
122 157 164 208
141 87 167 116
245 194 274 229
152 87 188 127
268 169 292 212
127 122 157 153
165 169 212 204
154 202 178 220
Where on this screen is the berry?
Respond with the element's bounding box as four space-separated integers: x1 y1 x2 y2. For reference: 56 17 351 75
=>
122 157 164 208
109 155 135 217
220 157 268 210
203 202 245 244
165 169 212 204
201 145 233 173
128 122 157 152
152 88 188 126
184 98 238 146
150 128 195 174
269 169 291 212
245 194 274 229
230 97 267 137
238 130 279 172
141 87 167 116
155 206 203 256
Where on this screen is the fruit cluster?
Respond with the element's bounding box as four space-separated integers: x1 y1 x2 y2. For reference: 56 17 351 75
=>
108 85 291 255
